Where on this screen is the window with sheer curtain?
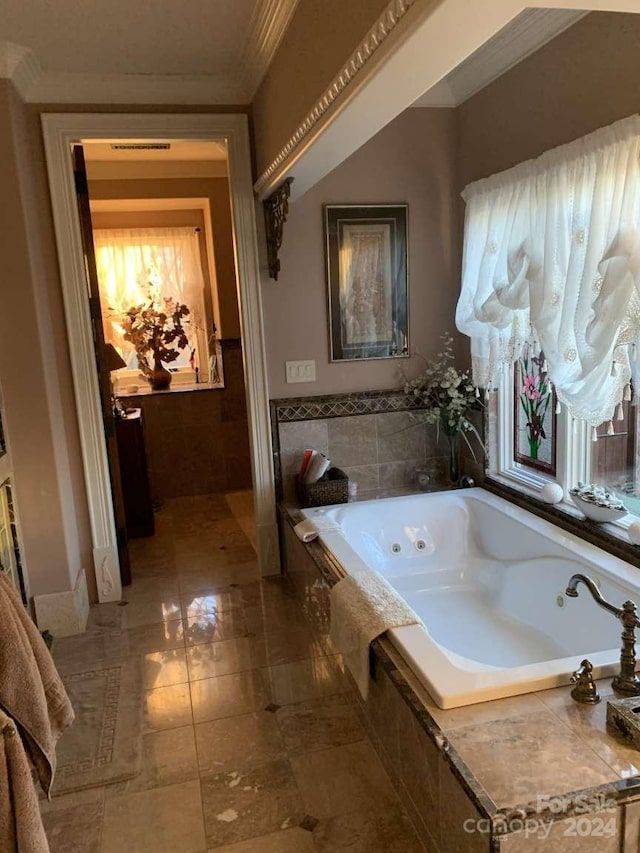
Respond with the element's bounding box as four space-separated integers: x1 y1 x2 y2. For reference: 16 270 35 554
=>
456 115 640 520
94 227 209 380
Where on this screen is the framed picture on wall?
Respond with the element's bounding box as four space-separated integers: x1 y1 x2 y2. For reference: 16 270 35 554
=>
324 204 409 361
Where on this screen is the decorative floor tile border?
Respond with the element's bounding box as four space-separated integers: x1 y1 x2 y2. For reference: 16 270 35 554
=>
58 665 121 773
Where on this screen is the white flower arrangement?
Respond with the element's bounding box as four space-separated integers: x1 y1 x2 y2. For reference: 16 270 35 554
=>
403 334 484 458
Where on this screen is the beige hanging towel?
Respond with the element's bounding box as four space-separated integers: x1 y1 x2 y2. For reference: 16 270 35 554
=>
329 570 419 699
0 710 50 852
0 572 74 797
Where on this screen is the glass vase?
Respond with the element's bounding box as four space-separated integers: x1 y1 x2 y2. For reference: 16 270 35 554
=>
448 433 460 484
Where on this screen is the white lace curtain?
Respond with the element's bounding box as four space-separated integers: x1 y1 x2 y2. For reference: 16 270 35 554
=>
93 227 205 369
456 115 640 427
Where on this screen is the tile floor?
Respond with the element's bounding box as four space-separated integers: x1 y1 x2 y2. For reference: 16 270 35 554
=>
41 492 424 852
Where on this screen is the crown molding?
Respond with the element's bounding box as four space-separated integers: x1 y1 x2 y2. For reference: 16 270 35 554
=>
0 41 41 99
412 8 588 108
253 0 418 196
26 70 245 105
239 0 300 99
0 0 299 106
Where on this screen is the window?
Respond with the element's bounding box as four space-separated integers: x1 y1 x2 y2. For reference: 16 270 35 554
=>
513 349 556 476
94 227 212 383
497 367 640 524
592 400 639 515
456 115 640 527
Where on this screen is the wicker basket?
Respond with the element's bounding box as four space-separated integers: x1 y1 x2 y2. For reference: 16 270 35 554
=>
295 467 349 508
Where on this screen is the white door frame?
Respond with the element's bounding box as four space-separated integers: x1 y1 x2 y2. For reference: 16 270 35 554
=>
42 113 279 603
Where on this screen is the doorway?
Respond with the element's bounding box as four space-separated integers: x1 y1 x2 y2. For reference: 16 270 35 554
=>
42 114 279 603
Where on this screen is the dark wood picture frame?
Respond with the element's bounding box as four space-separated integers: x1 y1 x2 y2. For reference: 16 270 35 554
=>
324 204 408 361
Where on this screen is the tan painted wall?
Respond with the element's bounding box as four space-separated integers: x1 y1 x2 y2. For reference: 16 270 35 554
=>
252 0 391 178
0 81 92 600
457 12 640 190
261 107 459 398
89 177 240 339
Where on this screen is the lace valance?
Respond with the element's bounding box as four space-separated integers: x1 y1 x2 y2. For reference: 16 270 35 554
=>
456 115 640 427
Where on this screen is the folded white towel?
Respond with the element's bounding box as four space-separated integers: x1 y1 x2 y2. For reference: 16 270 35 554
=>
293 516 341 543
330 570 419 699
309 516 341 533
293 519 319 543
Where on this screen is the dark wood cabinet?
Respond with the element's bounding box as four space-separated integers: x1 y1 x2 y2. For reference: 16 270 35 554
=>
115 409 155 539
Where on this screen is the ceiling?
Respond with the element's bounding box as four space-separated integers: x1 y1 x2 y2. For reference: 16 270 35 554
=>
0 0 299 103
82 141 227 162
82 139 228 181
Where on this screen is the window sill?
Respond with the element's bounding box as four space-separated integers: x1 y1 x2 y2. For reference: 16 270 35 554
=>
484 475 640 571
117 379 224 397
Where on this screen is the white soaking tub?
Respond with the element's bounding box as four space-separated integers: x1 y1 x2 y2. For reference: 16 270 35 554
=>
302 488 640 708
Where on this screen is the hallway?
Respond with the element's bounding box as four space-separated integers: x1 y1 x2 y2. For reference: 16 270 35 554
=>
40 493 422 852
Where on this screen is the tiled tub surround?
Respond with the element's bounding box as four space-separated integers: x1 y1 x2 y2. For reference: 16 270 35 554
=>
271 390 452 502
282 509 640 852
301 489 640 709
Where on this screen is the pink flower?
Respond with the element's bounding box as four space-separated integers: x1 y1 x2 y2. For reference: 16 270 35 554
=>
522 374 541 400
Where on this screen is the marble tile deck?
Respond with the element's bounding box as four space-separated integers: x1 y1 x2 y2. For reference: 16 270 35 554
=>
43 493 421 852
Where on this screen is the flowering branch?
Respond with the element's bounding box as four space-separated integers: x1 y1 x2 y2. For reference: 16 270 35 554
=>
120 286 191 377
403 333 484 458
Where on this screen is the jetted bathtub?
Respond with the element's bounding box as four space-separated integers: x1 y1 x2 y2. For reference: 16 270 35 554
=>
302 488 640 708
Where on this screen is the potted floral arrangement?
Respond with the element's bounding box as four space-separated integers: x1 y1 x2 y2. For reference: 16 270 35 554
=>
121 292 191 390
403 334 484 483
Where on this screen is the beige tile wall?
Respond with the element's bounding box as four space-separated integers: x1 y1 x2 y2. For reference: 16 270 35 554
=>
278 411 447 500
124 342 252 500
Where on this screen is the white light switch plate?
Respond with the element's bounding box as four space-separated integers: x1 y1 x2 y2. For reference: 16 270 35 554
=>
286 360 316 383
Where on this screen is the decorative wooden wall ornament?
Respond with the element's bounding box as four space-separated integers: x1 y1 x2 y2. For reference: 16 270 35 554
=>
263 177 293 281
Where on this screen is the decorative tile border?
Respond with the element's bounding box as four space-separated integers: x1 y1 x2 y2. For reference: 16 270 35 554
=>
272 389 424 423
58 665 121 773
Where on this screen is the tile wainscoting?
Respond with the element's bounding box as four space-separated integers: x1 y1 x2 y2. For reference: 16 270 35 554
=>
270 390 453 502
122 340 252 500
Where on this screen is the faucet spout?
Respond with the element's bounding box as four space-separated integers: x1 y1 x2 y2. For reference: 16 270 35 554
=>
565 574 625 620
564 572 640 696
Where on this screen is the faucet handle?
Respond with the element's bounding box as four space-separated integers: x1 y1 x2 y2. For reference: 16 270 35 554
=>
570 658 600 705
